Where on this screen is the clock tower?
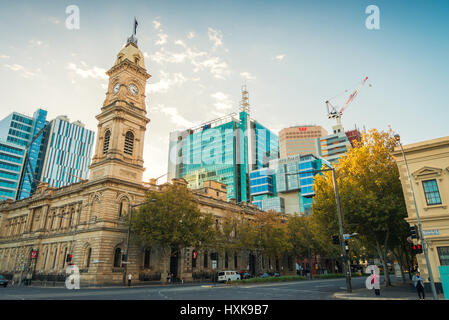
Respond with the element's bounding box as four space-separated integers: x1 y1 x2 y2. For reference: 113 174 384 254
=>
89 32 151 184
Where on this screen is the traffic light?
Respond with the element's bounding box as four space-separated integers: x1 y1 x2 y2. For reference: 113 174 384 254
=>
410 225 419 240
416 244 423 254
66 254 72 263
410 243 423 255
344 240 349 254
122 254 128 262
332 235 339 245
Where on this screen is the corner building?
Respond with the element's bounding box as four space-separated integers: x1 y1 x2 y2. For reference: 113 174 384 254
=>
0 33 294 286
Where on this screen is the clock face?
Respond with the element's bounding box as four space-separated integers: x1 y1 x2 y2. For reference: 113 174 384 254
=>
128 83 139 96
113 83 120 94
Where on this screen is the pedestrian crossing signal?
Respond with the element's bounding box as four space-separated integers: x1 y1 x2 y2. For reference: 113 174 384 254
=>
411 244 423 254
66 254 72 263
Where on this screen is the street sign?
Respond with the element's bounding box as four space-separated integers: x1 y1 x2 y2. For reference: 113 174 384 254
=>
423 229 440 236
343 234 350 240
30 250 38 259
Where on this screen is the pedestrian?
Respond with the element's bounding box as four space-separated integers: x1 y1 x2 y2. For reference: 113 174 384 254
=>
371 270 380 296
413 271 425 300
127 273 132 287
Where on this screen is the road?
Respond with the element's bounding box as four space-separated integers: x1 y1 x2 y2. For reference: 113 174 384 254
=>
0 276 382 300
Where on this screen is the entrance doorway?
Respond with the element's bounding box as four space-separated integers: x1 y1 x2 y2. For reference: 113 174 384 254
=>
170 250 179 282
249 253 256 276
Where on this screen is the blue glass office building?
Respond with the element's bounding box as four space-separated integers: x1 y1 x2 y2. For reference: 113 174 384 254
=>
0 141 26 201
168 111 279 203
250 154 330 215
37 116 95 189
0 109 47 200
0 110 94 201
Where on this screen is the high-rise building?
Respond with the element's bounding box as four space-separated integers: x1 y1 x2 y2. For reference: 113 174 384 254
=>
318 124 352 165
250 153 330 215
37 115 95 189
168 88 279 203
345 128 362 147
0 109 47 200
279 125 328 158
0 141 25 201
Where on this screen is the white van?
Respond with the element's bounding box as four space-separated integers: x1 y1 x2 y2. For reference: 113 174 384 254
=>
217 271 241 282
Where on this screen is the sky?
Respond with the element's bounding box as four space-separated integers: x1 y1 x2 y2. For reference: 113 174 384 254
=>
0 0 448 182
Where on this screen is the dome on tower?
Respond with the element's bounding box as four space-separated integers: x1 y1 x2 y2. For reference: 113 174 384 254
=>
114 40 146 70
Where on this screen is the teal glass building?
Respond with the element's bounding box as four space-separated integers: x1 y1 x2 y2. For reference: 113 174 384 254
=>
250 154 330 215
168 111 279 203
0 109 47 200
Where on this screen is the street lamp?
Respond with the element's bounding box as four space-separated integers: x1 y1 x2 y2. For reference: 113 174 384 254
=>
122 198 157 286
394 134 438 300
287 162 352 292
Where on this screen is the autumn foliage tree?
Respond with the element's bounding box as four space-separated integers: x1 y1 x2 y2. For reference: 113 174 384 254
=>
130 183 216 277
311 129 408 285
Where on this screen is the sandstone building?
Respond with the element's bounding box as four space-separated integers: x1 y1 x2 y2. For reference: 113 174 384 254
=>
0 32 295 286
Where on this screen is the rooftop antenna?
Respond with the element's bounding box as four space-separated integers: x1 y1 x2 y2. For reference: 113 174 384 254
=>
239 84 250 114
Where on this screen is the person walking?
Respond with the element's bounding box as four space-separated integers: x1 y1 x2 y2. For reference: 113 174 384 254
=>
371 270 380 296
127 273 132 287
413 271 425 300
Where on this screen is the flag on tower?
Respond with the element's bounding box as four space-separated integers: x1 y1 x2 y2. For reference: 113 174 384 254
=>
134 17 138 35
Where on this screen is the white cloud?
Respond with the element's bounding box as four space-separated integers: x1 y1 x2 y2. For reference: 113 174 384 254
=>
3 64 36 78
240 72 256 80
211 92 233 110
274 54 286 61
193 57 230 79
208 27 223 49
67 62 108 81
0 54 9 59
155 33 168 46
187 31 196 39
29 39 43 46
153 20 161 30
156 104 195 129
147 71 188 94
174 40 186 47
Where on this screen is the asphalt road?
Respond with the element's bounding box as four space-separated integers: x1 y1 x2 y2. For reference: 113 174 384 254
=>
0 276 379 300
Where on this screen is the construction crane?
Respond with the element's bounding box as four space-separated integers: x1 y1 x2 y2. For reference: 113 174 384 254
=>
325 76 370 127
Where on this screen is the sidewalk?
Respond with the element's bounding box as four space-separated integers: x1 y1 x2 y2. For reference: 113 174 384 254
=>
334 281 446 300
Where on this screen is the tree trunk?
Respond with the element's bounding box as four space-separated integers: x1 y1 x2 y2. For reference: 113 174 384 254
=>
392 249 406 283
375 239 391 287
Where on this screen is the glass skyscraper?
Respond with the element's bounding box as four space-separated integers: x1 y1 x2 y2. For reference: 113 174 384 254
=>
37 116 95 189
250 154 330 215
0 110 95 201
0 141 25 201
168 110 279 203
0 109 47 200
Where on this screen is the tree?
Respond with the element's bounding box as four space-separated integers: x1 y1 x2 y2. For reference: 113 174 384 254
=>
312 129 408 286
130 183 216 277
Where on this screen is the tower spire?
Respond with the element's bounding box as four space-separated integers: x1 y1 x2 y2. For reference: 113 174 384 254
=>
239 84 250 114
127 17 138 46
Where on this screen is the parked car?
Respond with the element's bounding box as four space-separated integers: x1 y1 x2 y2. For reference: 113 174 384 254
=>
217 271 241 282
259 273 271 278
0 275 8 287
273 272 280 277
239 272 252 279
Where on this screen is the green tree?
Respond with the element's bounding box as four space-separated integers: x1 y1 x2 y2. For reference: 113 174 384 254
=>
130 184 216 277
312 129 408 286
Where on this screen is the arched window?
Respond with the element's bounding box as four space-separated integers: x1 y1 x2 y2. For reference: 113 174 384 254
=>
119 198 128 218
86 247 92 268
124 131 134 155
103 130 111 154
143 248 151 268
113 248 122 268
